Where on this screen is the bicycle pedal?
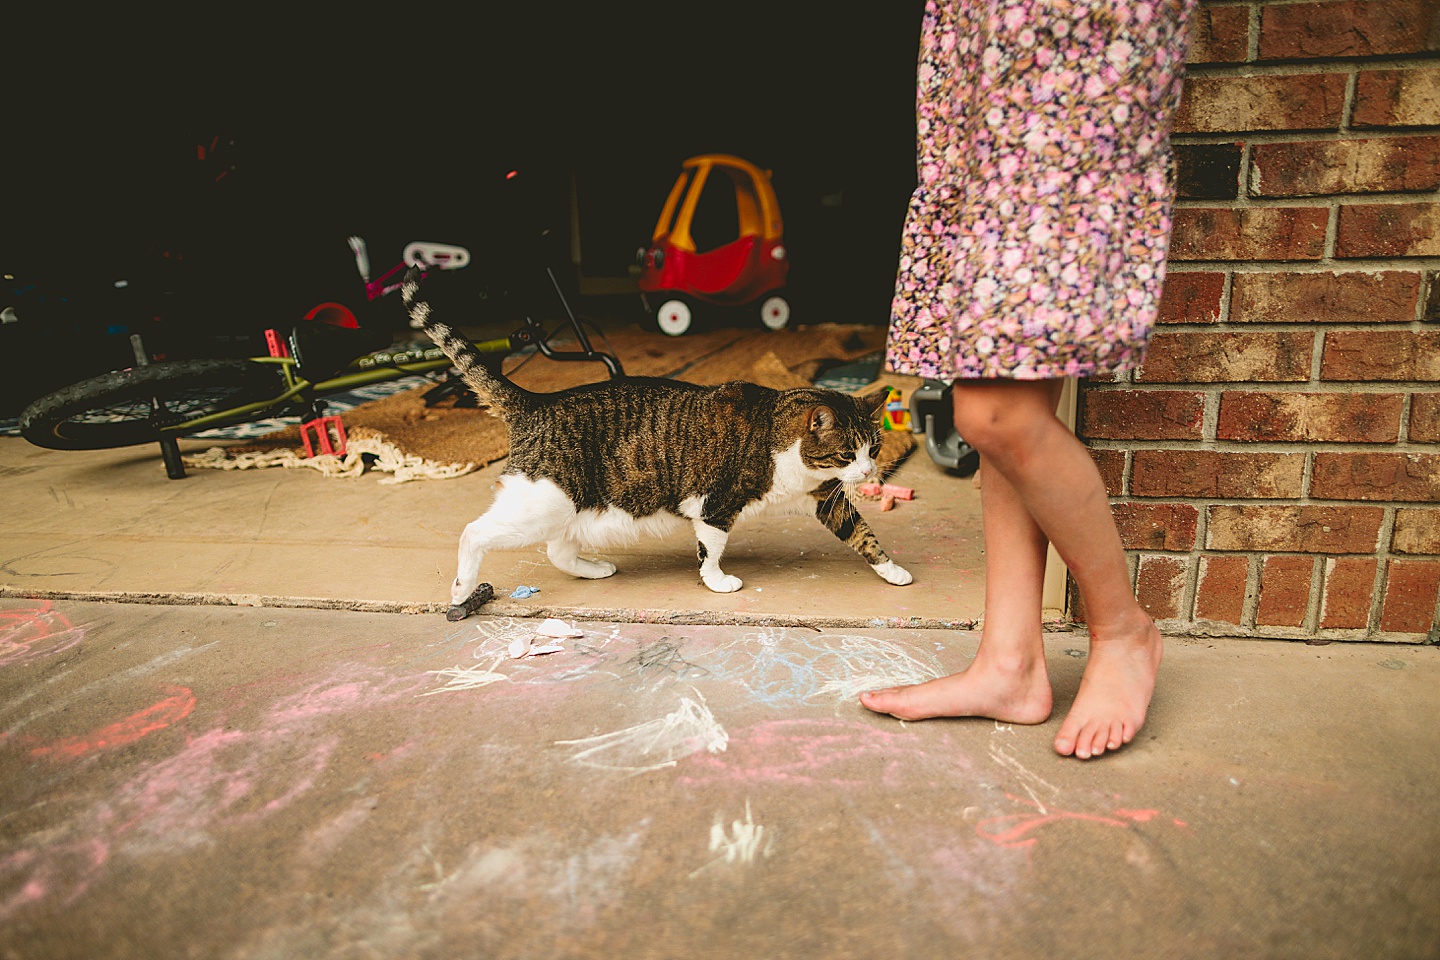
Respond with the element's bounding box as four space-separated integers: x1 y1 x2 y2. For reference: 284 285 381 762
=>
300 415 348 458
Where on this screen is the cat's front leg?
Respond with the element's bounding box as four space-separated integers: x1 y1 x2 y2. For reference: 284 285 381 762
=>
693 521 743 593
811 482 914 586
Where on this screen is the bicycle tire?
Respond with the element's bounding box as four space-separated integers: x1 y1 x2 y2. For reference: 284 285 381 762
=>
19 360 288 451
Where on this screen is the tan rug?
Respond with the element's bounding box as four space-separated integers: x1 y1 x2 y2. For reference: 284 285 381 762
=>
185 323 916 483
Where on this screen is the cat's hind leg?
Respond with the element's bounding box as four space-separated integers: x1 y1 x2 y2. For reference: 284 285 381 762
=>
693 521 743 593
546 539 618 579
812 481 914 585
448 476 575 610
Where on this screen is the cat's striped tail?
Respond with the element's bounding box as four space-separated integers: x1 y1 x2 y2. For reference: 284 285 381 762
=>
400 265 527 415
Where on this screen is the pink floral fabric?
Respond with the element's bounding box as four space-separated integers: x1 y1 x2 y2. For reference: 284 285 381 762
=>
886 0 1196 381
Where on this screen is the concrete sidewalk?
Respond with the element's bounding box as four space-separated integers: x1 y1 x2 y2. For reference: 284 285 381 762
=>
3 437 1439 958
2 599 1437 959
0 436 986 627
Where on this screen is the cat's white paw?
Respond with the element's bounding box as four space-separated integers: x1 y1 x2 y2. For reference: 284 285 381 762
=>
873 560 914 586
704 573 744 593
573 558 618 579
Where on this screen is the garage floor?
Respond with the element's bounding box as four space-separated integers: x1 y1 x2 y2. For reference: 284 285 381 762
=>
2 431 1438 959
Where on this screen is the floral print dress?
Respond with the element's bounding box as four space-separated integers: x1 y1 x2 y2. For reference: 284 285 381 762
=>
886 0 1196 381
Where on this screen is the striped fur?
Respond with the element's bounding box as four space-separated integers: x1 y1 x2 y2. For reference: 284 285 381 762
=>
401 267 913 618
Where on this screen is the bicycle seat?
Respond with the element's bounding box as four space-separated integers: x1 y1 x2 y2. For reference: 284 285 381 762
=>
288 321 393 381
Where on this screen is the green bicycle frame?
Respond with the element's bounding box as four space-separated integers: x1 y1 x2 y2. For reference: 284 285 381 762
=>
164 336 515 436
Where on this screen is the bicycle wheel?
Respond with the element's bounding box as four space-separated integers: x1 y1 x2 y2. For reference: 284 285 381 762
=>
20 360 287 450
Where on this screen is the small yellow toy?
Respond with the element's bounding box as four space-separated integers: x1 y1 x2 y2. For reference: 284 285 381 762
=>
881 387 910 431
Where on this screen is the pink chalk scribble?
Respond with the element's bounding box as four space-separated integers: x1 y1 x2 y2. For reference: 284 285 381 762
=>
678 717 974 787
103 726 342 848
25 686 196 760
0 840 109 922
0 601 86 668
977 795 1182 850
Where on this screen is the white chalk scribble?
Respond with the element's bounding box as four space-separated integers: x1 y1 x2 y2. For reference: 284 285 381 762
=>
556 690 728 773
989 743 1061 815
707 628 945 707
691 800 774 878
423 657 510 694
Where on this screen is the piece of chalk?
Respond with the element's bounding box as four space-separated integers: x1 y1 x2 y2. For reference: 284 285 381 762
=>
447 582 495 621
881 484 914 500
880 494 896 511
536 618 583 639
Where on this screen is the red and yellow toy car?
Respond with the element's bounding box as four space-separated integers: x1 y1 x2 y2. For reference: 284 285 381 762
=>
636 153 790 336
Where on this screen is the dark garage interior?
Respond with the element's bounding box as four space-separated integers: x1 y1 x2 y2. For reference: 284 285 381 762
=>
3 5 924 413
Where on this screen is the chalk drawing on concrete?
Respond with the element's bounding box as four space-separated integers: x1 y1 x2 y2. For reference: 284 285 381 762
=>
617 637 712 690
556 690 728 773
21 685 195 760
423 657 511 695
690 800 774 878
988 744 1061 815
703 627 945 708
0 600 86 668
0 840 109 922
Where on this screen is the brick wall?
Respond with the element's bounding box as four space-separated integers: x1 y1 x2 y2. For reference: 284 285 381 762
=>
1076 0 1440 642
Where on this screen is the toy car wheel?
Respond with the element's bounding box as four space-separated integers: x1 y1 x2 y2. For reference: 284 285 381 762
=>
654 298 694 337
759 295 791 331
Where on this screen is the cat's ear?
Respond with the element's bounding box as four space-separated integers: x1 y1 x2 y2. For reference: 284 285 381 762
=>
858 387 890 420
808 405 837 433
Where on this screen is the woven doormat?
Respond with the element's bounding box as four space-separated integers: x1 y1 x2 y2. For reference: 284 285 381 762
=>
184 323 917 483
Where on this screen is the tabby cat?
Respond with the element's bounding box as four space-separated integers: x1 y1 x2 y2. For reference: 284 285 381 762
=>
402 267 913 621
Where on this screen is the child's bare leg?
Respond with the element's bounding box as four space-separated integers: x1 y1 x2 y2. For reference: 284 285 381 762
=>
861 449 1054 724
949 380 1161 759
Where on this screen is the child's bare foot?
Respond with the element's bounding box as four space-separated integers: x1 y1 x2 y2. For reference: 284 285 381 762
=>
1054 616 1163 759
859 652 1053 725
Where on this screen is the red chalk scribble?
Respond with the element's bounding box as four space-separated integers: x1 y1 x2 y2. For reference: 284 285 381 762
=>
1114 808 1160 823
27 687 196 760
977 796 1168 850
0 601 86 668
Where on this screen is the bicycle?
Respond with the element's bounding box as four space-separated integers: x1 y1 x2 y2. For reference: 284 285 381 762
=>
19 238 626 479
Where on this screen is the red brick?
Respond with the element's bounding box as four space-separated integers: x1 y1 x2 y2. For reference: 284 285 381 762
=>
1321 331 1440 381
1079 389 1205 440
1187 5 1250 64
1131 450 1305 499
1411 393 1440 442
1319 557 1379 629
1136 332 1313 383
1206 505 1385 553
1217 392 1404 443
1336 203 1440 258
1260 1 1440 59
1250 138 1440 197
1112 502 1199 551
1158 271 1226 324
1257 555 1315 627
1311 452 1440 502
1380 559 1440 633
1195 554 1251 624
1353 68 1440 128
1393 508 1440 555
1174 74 1348 133
1177 142 1244 199
1230 271 1422 324
1090 449 1126 496
1136 554 1190 621
1170 208 1329 261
